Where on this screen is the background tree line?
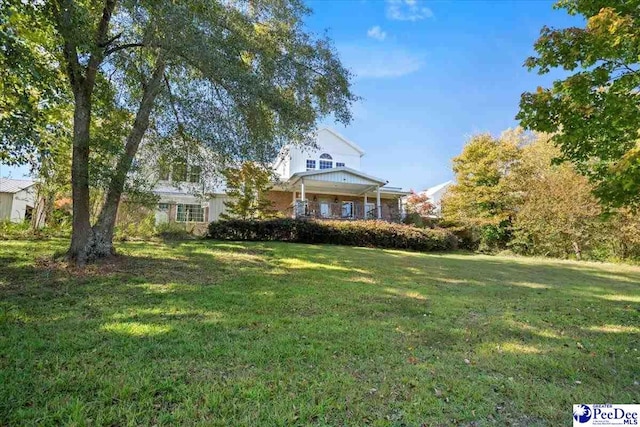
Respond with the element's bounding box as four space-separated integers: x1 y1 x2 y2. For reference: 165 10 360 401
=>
440 129 640 261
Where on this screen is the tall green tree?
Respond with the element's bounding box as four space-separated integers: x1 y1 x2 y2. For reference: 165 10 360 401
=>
506 134 604 259
442 130 521 250
1 0 356 264
220 162 275 220
518 0 640 208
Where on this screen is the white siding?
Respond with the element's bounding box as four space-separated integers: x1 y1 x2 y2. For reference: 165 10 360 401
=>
208 195 230 221
276 129 363 179
306 171 377 185
8 188 35 222
0 193 12 220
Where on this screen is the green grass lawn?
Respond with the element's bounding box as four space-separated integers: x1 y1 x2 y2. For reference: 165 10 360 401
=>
1 239 639 426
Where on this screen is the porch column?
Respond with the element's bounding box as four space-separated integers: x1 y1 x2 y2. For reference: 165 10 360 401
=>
300 178 306 201
398 197 403 219
292 191 297 218
363 193 368 219
376 186 381 219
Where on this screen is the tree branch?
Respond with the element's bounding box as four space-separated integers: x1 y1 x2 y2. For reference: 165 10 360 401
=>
85 0 117 90
98 31 123 48
104 42 147 56
163 72 189 144
51 0 84 91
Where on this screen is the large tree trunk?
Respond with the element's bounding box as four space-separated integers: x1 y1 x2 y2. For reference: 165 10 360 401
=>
91 57 166 257
67 89 94 265
56 0 117 265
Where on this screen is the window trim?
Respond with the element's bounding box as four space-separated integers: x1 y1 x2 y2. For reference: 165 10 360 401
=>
319 160 333 170
319 153 333 160
341 201 354 219
187 165 202 183
306 159 316 171
175 203 206 223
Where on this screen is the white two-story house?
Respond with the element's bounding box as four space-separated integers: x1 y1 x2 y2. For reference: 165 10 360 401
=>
270 128 408 220
150 128 408 227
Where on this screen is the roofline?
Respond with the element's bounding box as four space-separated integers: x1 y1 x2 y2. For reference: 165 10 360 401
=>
423 180 454 195
288 166 387 186
318 127 366 156
378 188 411 196
0 178 36 193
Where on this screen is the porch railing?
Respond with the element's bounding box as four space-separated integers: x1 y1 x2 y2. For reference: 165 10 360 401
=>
290 200 401 222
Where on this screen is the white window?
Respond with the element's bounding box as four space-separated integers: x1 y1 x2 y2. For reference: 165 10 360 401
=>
188 165 202 183
336 162 345 167
176 204 205 222
159 154 201 183
158 155 171 181
172 158 188 182
319 160 332 170
306 159 316 170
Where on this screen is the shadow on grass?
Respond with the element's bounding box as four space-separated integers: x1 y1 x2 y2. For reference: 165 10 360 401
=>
1 239 639 425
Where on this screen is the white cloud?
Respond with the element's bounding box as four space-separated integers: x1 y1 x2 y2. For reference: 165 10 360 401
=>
339 43 425 79
386 0 433 21
367 26 387 41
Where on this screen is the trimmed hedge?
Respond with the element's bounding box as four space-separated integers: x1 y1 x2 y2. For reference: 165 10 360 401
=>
207 218 457 252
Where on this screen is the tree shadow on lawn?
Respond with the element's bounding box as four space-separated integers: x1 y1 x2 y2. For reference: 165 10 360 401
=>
1 240 639 425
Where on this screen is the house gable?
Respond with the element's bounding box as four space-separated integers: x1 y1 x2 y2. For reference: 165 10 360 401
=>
286 128 364 177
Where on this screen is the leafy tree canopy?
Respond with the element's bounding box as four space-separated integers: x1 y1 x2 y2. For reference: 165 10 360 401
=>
221 162 276 220
1 0 357 263
518 0 640 208
443 131 521 226
506 133 603 258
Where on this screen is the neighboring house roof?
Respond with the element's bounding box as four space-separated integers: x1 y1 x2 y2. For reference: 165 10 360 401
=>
0 178 35 194
288 166 387 186
318 127 366 156
424 180 453 197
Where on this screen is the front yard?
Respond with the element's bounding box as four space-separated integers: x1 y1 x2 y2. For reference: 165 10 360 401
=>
1 239 638 425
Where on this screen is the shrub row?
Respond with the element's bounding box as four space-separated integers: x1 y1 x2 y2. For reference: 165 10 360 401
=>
207 218 457 252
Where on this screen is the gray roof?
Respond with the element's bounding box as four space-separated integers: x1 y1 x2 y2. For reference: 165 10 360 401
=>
0 178 35 194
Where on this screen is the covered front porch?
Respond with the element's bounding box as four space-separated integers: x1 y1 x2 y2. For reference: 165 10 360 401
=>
277 167 408 222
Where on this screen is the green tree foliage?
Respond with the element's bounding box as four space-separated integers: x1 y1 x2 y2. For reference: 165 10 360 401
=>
506 135 604 259
0 1 66 165
443 128 640 260
518 0 640 208
1 0 356 264
221 162 276 220
441 131 521 250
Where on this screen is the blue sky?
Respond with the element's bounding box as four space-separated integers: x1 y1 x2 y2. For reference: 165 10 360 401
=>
309 0 581 191
2 0 581 191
